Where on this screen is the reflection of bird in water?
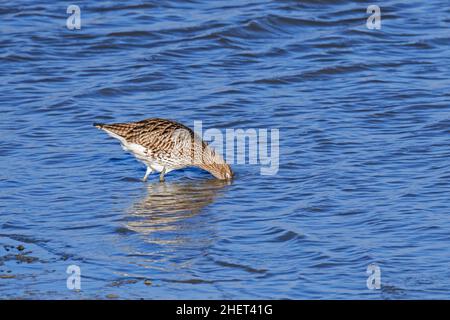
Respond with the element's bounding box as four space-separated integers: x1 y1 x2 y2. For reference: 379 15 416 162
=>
126 179 230 237
94 118 233 181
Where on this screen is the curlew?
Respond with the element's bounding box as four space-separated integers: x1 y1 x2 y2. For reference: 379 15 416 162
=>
94 118 233 181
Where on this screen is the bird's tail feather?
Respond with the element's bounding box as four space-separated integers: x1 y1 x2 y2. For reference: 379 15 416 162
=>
93 123 104 129
93 122 137 140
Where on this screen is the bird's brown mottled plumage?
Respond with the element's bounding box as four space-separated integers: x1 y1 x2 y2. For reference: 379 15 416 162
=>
94 118 233 181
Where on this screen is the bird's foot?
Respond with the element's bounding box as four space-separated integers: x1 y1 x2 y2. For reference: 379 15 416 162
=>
159 167 166 182
143 167 153 182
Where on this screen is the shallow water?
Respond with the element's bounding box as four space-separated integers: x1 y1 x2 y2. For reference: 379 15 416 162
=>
1 0 449 299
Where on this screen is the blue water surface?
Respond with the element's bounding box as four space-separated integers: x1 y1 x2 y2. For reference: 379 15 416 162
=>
0 0 449 299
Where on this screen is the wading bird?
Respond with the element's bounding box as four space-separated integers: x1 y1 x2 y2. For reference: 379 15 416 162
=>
94 118 233 181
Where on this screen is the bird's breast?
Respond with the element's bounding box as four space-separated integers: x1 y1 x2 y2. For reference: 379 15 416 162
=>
121 141 177 173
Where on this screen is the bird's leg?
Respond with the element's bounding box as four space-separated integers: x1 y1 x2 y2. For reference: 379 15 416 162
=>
159 167 166 182
143 166 152 182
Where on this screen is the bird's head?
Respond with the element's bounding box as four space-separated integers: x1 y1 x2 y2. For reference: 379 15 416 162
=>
205 162 233 180
197 144 233 180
